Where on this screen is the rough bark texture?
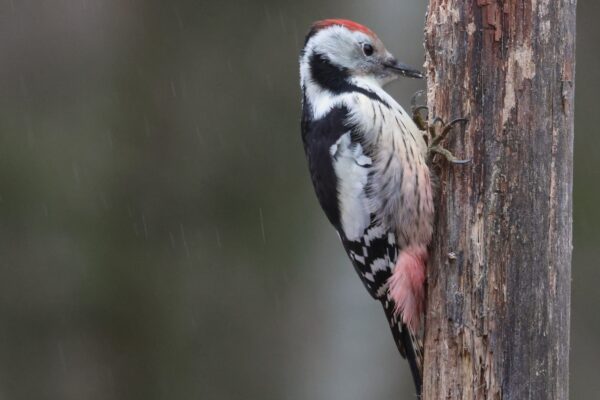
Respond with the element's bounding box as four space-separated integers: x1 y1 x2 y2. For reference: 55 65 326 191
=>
423 1 575 399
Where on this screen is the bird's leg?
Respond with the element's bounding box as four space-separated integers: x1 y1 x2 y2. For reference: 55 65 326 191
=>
410 91 470 165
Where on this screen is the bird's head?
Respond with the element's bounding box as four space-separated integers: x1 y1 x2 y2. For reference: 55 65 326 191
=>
300 19 423 91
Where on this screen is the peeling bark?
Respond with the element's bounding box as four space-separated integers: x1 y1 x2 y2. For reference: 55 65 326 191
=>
423 1 575 399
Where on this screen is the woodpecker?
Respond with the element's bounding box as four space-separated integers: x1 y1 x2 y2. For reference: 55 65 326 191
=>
299 19 434 395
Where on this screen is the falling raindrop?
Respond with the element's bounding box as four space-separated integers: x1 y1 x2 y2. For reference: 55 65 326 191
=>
169 231 176 249
291 20 300 51
263 4 272 24
259 208 266 244
215 228 222 248
106 129 113 148
265 74 273 92
141 213 148 239
180 223 190 258
278 8 286 34
72 162 81 184
170 80 177 97
195 124 204 147
174 7 184 32
250 104 258 125
25 114 34 147
57 342 67 372
144 115 151 137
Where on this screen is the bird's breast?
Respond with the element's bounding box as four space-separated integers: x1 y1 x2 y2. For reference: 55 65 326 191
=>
348 94 434 246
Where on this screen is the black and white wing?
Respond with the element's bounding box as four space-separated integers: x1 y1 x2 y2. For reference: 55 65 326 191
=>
302 104 396 296
302 103 396 296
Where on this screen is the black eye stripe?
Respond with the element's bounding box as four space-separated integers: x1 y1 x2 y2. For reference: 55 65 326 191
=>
362 43 374 56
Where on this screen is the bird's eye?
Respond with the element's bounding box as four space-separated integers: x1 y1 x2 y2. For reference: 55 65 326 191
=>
362 43 374 56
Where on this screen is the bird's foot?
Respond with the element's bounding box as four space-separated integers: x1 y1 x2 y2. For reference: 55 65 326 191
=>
426 117 470 164
410 91 470 165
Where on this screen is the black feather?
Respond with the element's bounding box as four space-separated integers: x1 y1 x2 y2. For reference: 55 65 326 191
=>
381 299 423 398
301 105 349 229
308 52 390 107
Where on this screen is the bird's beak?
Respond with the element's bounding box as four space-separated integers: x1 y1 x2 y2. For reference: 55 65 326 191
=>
383 59 424 79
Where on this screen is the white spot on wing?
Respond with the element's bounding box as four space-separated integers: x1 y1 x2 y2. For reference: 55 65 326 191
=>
332 132 372 241
370 258 389 273
351 252 365 264
364 225 386 245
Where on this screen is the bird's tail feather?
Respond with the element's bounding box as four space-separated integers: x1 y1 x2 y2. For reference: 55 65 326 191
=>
381 298 423 397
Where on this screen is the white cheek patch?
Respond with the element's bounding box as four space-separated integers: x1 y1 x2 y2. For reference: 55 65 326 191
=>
331 132 372 241
311 90 341 119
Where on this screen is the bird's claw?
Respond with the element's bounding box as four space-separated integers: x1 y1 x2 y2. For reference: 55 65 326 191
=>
430 118 468 147
409 91 471 166
428 146 471 164
425 117 470 165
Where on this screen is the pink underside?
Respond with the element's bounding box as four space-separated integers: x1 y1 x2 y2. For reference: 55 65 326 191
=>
388 244 427 331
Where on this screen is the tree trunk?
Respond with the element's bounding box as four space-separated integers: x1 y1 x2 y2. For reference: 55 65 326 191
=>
422 1 575 399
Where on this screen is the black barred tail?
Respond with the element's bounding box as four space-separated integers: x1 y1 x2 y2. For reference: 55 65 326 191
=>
381 299 423 397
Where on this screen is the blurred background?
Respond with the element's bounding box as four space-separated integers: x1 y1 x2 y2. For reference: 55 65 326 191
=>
0 1 596 399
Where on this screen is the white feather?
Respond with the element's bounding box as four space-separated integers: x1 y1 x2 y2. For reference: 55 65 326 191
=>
331 132 372 241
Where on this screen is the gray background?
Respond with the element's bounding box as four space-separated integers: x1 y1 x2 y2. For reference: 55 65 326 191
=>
0 1 597 399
